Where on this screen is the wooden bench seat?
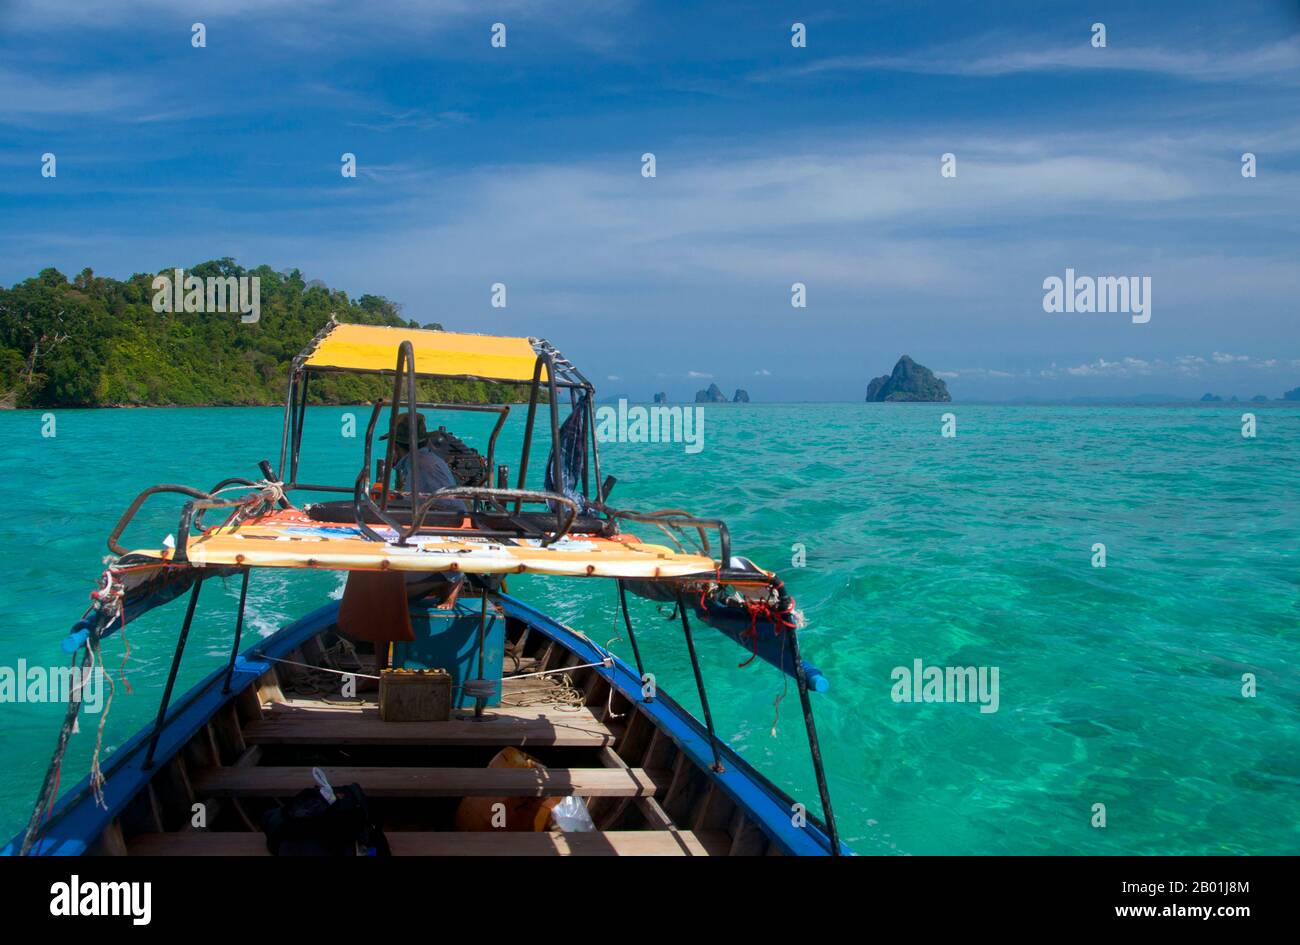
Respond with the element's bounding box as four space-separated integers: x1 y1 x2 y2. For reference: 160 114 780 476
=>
194 765 670 799
129 829 730 856
243 703 618 748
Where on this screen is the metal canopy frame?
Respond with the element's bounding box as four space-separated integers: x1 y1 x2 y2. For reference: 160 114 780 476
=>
275 324 607 523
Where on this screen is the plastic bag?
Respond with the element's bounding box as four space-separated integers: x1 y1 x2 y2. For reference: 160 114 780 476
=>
550 795 596 832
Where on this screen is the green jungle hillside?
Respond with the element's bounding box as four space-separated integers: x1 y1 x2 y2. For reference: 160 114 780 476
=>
0 259 520 407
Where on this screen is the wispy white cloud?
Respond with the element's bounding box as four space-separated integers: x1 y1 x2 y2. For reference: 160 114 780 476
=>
279 125 1300 312
0 0 634 54
773 36 1300 85
942 367 1016 379
0 67 151 120
937 351 1297 389
1065 357 1154 378
5 0 567 25
348 110 472 133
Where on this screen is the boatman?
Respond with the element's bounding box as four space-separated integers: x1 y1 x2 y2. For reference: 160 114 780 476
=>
382 410 467 606
381 412 467 513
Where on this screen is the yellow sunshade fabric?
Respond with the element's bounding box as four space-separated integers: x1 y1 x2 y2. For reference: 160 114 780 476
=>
303 323 545 382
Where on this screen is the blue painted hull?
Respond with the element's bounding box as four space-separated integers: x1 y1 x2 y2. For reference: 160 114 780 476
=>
6 595 849 857
496 595 848 855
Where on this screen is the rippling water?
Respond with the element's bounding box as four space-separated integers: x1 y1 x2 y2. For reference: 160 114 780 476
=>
1 404 1296 853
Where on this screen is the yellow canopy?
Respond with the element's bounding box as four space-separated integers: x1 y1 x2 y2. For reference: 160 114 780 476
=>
302 323 546 383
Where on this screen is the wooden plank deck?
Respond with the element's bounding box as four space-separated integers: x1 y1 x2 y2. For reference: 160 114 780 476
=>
65 605 805 858
194 765 671 799
129 829 731 856
243 701 619 748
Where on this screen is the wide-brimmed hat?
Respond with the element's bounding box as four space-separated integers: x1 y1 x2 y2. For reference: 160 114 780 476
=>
379 412 429 449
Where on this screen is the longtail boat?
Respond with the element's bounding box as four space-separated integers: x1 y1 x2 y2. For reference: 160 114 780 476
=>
6 320 846 857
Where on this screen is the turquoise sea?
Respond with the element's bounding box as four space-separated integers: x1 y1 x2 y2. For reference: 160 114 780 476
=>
0 404 1297 854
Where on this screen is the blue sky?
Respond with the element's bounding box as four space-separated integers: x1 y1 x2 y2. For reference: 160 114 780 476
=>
1 0 1297 400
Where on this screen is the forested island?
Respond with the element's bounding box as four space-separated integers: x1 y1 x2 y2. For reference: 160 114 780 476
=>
866 355 951 402
0 260 520 407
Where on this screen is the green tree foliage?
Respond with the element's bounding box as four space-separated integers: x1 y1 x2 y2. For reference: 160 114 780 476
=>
0 261 520 407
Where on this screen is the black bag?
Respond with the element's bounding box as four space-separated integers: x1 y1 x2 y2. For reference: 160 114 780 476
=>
261 782 391 856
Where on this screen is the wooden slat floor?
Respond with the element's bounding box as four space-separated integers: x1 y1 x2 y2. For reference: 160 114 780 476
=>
124 661 739 855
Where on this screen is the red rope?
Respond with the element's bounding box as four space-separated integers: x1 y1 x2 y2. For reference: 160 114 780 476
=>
737 604 761 668
698 576 800 670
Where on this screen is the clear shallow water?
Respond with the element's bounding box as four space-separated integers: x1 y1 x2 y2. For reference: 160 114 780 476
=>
0 404 1296 854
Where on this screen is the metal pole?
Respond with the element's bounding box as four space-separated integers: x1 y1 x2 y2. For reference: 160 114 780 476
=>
143 577 203 770
515 357 544 513
677 595 724 773
276 368 296 485
402 343 420 511
545 356 564 501
222 569 250 694
290 371 310 484
381 343 413 514
474 586 489 719
616 580 650 702
786 624 841 855
586 391 605 505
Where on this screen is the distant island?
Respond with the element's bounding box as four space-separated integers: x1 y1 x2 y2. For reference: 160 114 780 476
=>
866 355 951 402
692 383 751 403
1201 392 1298 403
0 261 518 408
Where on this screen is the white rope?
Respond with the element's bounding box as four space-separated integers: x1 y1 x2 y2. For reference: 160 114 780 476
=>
68 634 97 700
210 479 284 501
499 673 586 709
256 480 286 506
260 646 613 688
257 652 604 685
601 620 626 721
255 654 381 680
507 657 611 681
